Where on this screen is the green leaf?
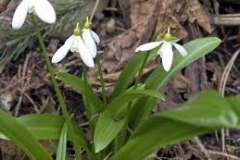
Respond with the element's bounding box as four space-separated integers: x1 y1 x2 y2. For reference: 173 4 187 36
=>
109 89 164 118
128 37 221 129
94 89 164 152
94 111 126 152
110 90 238 160
160 90 238 127
56 122 68 160
56 72 104 113
112 48 158 99
0 114 90 151
19 114 64 140
0 109 52 160
0 114 64 140
226 96 240 126
70 120 91 151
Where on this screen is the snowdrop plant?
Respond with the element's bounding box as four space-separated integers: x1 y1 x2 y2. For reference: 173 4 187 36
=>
1 1 230 160
135 27 188 71
12 0 56 29
52 23 95 67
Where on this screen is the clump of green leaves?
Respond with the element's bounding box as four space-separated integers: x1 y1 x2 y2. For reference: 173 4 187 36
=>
1 36 238 160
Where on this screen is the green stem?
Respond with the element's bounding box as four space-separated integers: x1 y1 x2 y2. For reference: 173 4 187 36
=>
82 64 93 129
82 64 98 159
31 15 82 160
96 55 107 106
133 52 150 89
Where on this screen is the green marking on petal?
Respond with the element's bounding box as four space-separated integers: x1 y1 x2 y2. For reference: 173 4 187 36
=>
28 6 35 13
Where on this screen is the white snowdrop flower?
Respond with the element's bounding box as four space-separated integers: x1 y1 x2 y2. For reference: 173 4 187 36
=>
52 23 94 68
135 27 188 72
82 17 100 58
12 0 56 29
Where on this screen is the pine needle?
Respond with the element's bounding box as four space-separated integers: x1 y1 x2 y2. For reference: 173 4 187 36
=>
0 0 88 63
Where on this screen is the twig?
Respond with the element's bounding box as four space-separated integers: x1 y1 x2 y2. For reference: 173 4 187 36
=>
0 75 31 94
208 150 240 160
193 137 212 160
90 0 100 21
23 92 39 112
218 47 240 152
14 52 31 116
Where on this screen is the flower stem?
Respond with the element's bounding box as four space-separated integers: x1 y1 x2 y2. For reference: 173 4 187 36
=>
134 52 150 89
82 64 94 129
96 55 107 106
31 15 82 160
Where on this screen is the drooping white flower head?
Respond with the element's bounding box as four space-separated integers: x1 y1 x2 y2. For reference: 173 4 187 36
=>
12 0 56 29
52 23 94 68
135 27 188 72
82 17 100 58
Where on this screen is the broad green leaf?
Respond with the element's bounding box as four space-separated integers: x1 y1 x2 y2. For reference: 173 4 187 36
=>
94 89 164 152
56 122 68 160
112 48 158 99
56 72 104 113
110 90 238 160
18 114 64 140
0 114 90 151
160 91 238 127
109 89 164 118
0 109 52 160
94 111 126 152
110 118 210 160
226 96 240 125
128 37 221 129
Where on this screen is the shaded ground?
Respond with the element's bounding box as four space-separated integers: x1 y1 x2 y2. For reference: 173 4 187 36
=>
1 0 240 159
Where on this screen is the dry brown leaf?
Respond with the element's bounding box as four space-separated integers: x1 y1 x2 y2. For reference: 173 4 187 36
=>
186 0 214 33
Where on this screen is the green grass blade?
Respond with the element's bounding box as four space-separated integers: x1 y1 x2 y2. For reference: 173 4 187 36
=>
56 122 68 160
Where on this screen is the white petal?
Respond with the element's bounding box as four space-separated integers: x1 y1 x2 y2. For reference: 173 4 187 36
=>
90 30 100 44
12 0 29 29
51 36 73 63
77 37 95 67
135 41 163 52
173 43 188 57
70 36 80 52
161 42 173 72
64 35 74 45
33 0 56 24
82 29 97 58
